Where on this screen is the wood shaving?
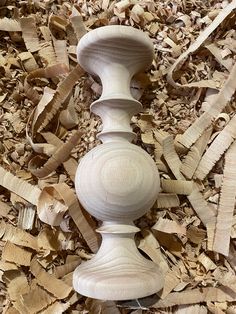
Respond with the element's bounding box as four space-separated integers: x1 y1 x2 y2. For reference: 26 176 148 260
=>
16 284 56 313
30 258 72 299
20 17 40 53
154 287 236 308
156 193 180 208
213 140 236 256
152 217 186 235
2 242 32 266
195 114 236 180
178 61 236 149
161 179 193 195
29 131 82 178
167 0 236 89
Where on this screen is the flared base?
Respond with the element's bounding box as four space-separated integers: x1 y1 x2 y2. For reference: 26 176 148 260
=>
73 260 163 300
73 227 163 300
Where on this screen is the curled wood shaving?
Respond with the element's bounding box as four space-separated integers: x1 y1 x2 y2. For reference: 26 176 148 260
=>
156 193 180 208
152 217 186 235
162 135 183 180
153 287 236 308
23 80 40 105
138 229 169 274
4 270 30 302
161 179 193 195
2 242 32 266
167 0 236 88
29 131 82 178
70 7 87 41
160 265 181 299
0 18 21 32
195 114 236 180
37 182 99 252
114 0 131 14
17 284 56 314
54 258 81 279
26 88 56 155
178 61 236 149
41 132 78 182
63 185 100 253
53 40 69 69
187 184 216 227
37 227 61 252
0 220 38 250
59 96 79 129
213 140 236 256
180 127 212 179
0 167 41 206
38 42 57 66
218 273 236 297
37 185 68 226
35 65 84 133
27 64 69 82
20 17 40 53
30 258 72 299
205 43 233 72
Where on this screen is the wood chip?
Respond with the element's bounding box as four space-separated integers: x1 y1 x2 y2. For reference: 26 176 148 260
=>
2 242 32 266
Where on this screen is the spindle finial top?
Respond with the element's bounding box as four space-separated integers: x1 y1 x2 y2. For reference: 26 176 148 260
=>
77 25 154 77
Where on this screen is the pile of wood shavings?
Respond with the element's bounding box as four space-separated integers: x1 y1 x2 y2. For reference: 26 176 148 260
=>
0 0 236 313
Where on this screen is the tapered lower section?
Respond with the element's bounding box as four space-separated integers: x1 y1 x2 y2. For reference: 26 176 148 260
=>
73 225 163 300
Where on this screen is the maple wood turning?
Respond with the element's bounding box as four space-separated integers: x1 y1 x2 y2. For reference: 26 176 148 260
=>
73 25 163 300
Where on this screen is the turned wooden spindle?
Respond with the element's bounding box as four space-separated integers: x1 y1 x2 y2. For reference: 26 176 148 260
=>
73 25 163 300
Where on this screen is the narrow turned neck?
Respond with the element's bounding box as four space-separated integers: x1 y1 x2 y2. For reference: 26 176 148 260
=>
99 63 133 100
95 222 141 258
91 63 142 143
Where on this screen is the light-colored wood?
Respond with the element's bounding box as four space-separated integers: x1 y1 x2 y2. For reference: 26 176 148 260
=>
73 25 163 300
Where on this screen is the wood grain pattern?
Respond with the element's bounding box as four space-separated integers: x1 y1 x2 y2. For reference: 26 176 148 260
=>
74 25 163 300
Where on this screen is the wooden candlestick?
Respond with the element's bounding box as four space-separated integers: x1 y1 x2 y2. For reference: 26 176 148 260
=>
73 25 163 300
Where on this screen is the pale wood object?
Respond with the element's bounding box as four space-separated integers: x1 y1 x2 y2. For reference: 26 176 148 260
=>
73 25 163 300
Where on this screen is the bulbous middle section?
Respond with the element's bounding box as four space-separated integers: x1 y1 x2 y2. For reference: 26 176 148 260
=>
75 141 160 222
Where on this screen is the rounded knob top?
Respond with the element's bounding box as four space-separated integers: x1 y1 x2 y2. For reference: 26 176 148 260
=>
77 25 154 77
